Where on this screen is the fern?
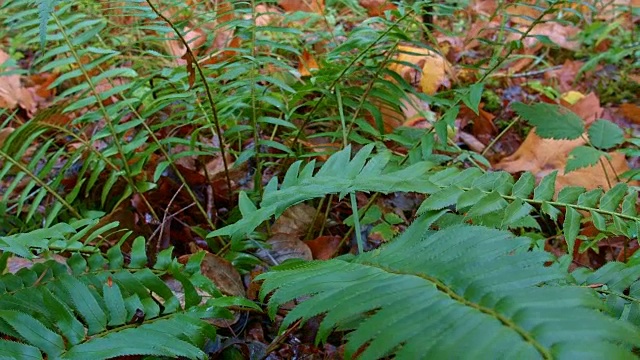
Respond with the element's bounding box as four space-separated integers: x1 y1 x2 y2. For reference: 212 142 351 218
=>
0 221 258 359
208 143 436 241
257 216 640 359
210 145 640 258
574 253 640 328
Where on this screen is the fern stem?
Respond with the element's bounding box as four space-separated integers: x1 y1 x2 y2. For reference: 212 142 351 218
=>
481 115 518 157
249 0 262 194
336 192 380 257
350 192 364 254
144 0 232 194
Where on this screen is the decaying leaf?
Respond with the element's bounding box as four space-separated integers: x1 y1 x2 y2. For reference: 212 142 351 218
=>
299 49 320 77
389 45 453 96
256 233 313 265
271 203 320 237
305 235 341 260
279 0 324 13
621 103 640 124
0 49 36 114
199 252 245 297
359 0 397 16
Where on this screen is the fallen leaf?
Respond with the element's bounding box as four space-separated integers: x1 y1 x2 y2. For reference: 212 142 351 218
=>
621 103 640 124
494 129 586 175
199 252 245 297
528 22 580 51
359 0 397 16
0 127 14 148
298 49 320 77
595 0 631 22
0 49 36 114
561 92 602 126
554 152 635 191
256 233 313 265
471 0 498 16
305 235 341 260
6 253 68 274
252 4 283 27
389 45 452 96
544 60 584 93
279 0 324 13
271 203 320 238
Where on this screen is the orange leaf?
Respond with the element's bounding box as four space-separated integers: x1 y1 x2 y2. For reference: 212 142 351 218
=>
359 0 397 16
298 49 320 77
279 0 324 13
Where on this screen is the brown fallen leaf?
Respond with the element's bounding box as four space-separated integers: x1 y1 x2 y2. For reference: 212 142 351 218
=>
561 92 602 126
528 22 580 51
471 0 498 16
621 103 640 125
0 127 14 148
494 129 586 175
359 0 397 16
554 152 635 191
544 60 584 93
256 233 313 265
199 252 245 297
279 0 324 13
305 235 341 260
271 203 320 238
494 130 633 192
0 49 36 114
299 49 320 77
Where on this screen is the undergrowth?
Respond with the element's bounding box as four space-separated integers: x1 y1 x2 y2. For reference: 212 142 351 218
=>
0 0 639 358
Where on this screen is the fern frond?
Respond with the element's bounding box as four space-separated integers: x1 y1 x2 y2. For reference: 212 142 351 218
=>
258 217 640 359
418 168 640 253
573 255 640 329
209 144 437 240
0 232 257 359
209 144 640 259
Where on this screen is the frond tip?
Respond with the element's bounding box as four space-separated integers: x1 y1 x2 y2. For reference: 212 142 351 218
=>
258 217 640 359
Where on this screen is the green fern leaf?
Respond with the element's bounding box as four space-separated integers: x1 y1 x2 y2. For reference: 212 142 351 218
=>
512 171 535 198
533 171 557 201
512 102 584 140
563 207 582 252
588 119 624 150
574 258 640 328
258 219 639 359
0 339 42 360
566 146 603 173
600 183 627 212
61 316 207 359
0 310 64 358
